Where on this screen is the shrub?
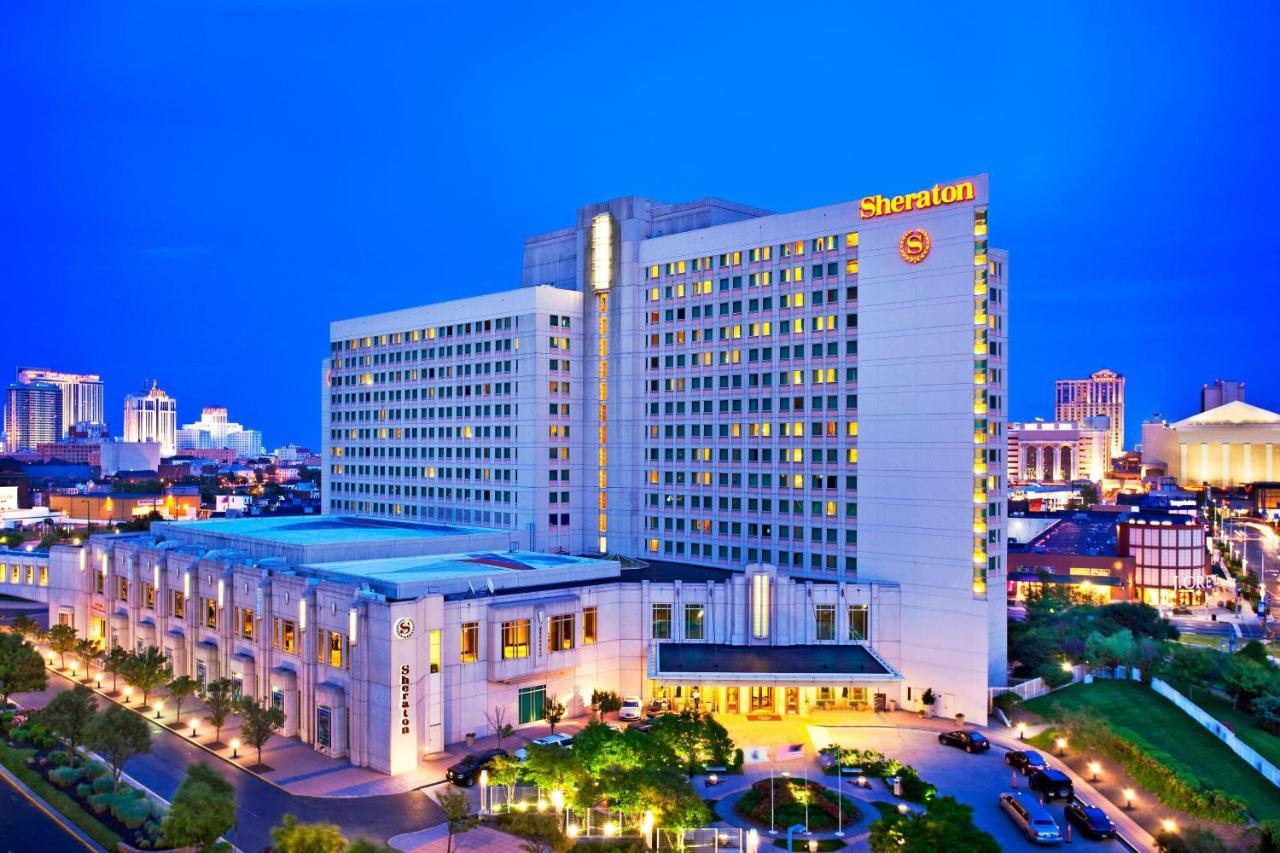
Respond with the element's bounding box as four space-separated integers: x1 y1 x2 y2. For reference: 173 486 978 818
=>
50 765 81 787
92 773 116 794
77 782 93 798
112 792 157 829
88 791 113 814
993 692 1023 714
50 750 71 766
731 747 744 772
11 727 29 742
82 761 108 780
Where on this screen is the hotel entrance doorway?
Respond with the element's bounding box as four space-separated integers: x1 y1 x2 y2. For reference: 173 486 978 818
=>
749 686 773 711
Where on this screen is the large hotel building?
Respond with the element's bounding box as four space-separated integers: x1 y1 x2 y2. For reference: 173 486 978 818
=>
45 176 1008 775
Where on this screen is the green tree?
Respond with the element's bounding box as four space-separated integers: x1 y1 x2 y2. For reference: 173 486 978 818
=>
437 788 476 853
521 743 586 804
47 623 79 670
74 637 101 676
1254 820 1280 853
161 762 236 851
1223 655 1272 708
270 814 348 853
43 684 98 764
236 695 284 768
1253 694 1280 734
87 704 152 782
0 632 46 707
572 720 645 778
1240 640 1273 666
591 689 622 716
203 678 237 744
167 675 200 725
123 646 171 705
869 796 1000 852
1156 825 1228 852
7 613 44 643
103 645 131 694
543 695 565 733
1085 629 1136 670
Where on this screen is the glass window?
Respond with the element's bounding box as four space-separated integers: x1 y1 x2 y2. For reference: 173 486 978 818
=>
651 604 672 639
238 607 255 640
172 590 185 619
429 629 441 673
460 621 479 662
548 613 575 652
815 604 836 640
848 604 869 641
751 574 769 639
582 607 597 645
281 619 297 654
684 604 705 640
205 597 218 629
117 577 129 602
502 619 531 659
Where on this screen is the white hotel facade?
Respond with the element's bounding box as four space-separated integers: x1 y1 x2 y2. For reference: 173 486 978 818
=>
44 177 1007 776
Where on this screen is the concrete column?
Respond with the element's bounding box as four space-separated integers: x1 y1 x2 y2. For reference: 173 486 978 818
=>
1221 443 1231 486
1267 444 1275 481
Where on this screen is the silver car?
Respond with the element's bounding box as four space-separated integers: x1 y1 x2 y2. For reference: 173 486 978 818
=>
999 791 1063 844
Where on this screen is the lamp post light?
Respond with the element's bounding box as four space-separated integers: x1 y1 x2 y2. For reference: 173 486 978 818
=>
1123 788 1135 809
1017 722 1027 741
1162 819 1178 834
566 823 580 840
230 738 240 760
123 686 133 705
551 788 565 832
154 701 164 720
897 803 909 815
1056 736 1067 756
479 769 489 816
641 809 655 850
835 778 844 837
1088 761 1101 782
746 829 758 853
769 771 777 834
189 718 199 739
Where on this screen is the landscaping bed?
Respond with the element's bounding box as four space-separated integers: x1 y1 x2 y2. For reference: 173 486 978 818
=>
817 745 936 803
1 708 166 849
733 777 860 831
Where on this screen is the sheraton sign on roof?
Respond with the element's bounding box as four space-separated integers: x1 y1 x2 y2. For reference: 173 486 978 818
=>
860 180 976 219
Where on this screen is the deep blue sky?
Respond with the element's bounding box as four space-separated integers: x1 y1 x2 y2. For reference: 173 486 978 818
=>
5 2 1277 450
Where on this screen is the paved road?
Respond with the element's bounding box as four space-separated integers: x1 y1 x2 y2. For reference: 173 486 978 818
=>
24 673 443 852
0 772 90 853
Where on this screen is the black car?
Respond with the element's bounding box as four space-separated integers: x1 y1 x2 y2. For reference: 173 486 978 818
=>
1064 795 1116 839
446 748 508 787
1028 768 1074 800
937 731 990 753
1005 749 1050 775
627 720 654 734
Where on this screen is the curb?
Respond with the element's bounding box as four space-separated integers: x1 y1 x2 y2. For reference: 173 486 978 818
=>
0 760 102 852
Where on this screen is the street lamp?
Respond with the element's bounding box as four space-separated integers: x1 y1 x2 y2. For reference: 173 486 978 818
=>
1088 761 1101 782
1123 788 1135 809
1056 737 1067 756
230 738 240 759
123 686 133 704
154 701 164 720
1162 819 1178 834
189 717 199 739
1017 721 1027 740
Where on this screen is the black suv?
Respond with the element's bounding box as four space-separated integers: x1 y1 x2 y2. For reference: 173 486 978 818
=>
1064 795 1116 839
446 748 508 787
937 731 990 753
1028 768 1074 800
1004 750 1049 775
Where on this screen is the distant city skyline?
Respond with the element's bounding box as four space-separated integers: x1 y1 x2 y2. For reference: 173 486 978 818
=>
3 3 1276 450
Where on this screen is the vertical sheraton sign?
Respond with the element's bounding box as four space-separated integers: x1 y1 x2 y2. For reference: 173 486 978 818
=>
399 664 411 736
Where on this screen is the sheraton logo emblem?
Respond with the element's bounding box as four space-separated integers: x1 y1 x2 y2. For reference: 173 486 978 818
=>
898 229 931 264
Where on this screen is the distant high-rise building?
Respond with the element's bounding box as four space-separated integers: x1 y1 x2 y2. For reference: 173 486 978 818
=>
16 368 104 438
1201 379 1245 412
4 382 62 452
177 406 263 456
1055 369 1125 459
123 381 177 456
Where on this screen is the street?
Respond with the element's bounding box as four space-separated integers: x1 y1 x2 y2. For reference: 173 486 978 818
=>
0 772 91 853
17 672 443 852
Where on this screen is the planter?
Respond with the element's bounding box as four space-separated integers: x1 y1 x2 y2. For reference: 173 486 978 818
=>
465 732 476 748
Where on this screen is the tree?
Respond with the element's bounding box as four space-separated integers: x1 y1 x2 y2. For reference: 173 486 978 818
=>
47 623 79 670
74 637 101 676
485 705 515 749
167 675 200 725
161 763 236 851
1085 629 1136 670
543 695 565 733
591 689 622 717
7 613 44 643
87 704 152 782
103 646 131 695
236 695 284 769
123 646 171 705
1156 825 1228 852
1253 694 1280 734
437 788 476 853
270 814 348 853
1240 640 1273 666
204 678 237 745
869 796 1000 852
0 632 46 707
1223 655 1272 708
43 684 98 764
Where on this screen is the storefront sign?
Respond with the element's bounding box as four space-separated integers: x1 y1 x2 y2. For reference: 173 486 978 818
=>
399 664 411 735
861 180 976 219
898 229 931 264
393 617 415 640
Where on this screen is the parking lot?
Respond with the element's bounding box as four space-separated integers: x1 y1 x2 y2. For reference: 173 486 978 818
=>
810 725 1133 850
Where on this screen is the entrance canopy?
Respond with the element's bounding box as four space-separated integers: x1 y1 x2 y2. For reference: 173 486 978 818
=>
649 643 901 685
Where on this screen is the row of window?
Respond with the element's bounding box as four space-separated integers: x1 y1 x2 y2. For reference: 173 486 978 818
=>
331 315 518 351
646 234 859 279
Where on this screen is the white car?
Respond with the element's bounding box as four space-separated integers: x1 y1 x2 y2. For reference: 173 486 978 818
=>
514 733 574 762
619 696 643 721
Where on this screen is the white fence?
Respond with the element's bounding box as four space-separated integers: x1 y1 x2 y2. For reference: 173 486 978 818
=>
990 664 1087 706
1151 677 1280 787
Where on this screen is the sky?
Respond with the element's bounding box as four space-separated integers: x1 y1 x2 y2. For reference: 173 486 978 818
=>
4 1 1278 451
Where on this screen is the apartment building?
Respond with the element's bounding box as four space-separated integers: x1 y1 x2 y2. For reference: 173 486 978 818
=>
321 175 1007 723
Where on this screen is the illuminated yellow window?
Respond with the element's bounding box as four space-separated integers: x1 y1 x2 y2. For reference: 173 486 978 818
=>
846 421 858 436
791 448 803 462
825 501 836 517
847 448 858 464
649 539 659 552
846 259 859 275
792 474 804 488
846 232 859 247
649 265 659 279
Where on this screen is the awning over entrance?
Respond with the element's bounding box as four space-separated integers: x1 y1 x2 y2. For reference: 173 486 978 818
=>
649 643 901 684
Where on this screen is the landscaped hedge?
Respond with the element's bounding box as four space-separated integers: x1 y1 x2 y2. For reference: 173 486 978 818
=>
817 745 937 803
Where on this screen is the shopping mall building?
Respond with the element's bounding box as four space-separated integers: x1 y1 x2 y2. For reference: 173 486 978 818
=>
43 176 1008 775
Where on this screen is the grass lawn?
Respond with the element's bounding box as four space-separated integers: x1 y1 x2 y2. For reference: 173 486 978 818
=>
1176 634 1231 650
1166 680 1280 769
1025 680 1280 821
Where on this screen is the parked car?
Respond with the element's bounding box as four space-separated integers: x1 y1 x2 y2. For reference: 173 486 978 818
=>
514 733 574 762
648 698 671 714
1064 795 1116 839
1005 749 1050 775
445 748 507 787
938 730 990 753
1028 768 1074 800
999 791 1064 844
619 696 644 721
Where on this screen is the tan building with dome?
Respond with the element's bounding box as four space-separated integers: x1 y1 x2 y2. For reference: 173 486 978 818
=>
1141 400 1280 487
